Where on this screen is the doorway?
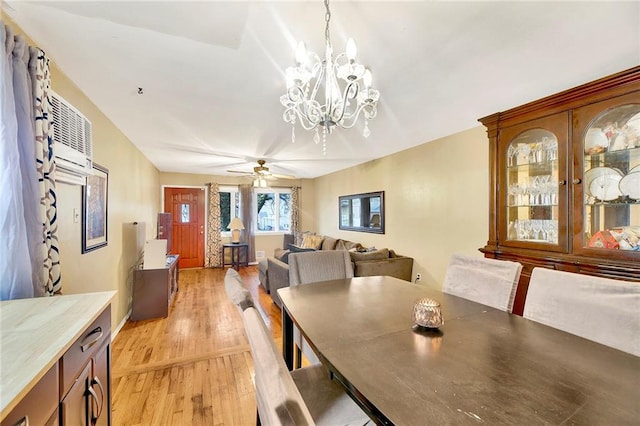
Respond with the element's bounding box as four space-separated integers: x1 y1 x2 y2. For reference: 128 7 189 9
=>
163 187 205 269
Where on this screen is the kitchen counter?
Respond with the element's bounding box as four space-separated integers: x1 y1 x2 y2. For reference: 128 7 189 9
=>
0 291 116 421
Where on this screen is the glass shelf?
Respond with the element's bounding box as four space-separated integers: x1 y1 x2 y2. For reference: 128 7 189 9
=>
506 159 558 172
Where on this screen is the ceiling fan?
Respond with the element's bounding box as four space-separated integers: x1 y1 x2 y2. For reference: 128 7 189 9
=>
227 160 296 183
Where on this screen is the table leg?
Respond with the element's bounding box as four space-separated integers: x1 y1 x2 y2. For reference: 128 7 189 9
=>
282 307 294 371
232 246 238 270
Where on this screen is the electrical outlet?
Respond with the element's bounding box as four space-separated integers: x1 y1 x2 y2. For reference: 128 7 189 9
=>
415 273 422 281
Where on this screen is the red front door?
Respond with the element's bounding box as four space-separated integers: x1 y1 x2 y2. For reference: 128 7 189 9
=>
164 187 205 268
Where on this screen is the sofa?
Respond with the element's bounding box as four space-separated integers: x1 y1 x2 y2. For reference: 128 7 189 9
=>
261 233 414 308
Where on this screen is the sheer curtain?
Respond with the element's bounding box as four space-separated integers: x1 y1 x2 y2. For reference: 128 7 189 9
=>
205 182 222 267
1 22 59 299
239 184 256 263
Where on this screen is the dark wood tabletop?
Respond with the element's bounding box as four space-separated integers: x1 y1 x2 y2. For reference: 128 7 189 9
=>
278 276 640 425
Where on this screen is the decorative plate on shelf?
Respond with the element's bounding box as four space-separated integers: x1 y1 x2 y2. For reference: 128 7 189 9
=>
589 173 623 201
619 172 640 200
584 128 609 154
584 167 623 198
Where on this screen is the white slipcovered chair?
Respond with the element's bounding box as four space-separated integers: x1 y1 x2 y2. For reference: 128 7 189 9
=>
442 253 523 312
224 268 370 425
524 268 640 356
224 268 254 311
242 306 372 425
288 251 354 368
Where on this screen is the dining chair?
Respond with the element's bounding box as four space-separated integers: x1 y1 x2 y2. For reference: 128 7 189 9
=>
524 267 640 356
442 253 523 312
224 268 254 311
288 251 354 368
242 306 372 426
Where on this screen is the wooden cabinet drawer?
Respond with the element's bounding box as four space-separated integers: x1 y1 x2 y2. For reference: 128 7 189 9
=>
2 363 58 426
60 307 111 398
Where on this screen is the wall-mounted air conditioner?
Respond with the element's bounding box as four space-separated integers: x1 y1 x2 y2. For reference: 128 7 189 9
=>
51 91 93 185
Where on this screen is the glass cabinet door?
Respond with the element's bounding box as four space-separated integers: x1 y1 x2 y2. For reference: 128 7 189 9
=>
576 97 640 258
498 113 569 252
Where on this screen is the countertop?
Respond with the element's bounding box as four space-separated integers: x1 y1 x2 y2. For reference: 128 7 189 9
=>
0 291 116 421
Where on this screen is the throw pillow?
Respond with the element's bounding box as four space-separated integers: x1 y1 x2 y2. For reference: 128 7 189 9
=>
301 234 324 249
295 231 314 246
335 239 348 251
349 248 390 262
288 243 316 253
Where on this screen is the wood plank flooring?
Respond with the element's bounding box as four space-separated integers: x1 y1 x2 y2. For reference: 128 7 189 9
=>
111 266 281 425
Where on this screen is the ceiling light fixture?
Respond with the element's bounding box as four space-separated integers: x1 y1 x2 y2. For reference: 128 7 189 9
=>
253 177 268 188
280 0 380 154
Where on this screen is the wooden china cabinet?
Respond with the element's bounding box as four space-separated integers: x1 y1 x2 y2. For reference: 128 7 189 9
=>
480 66 640 316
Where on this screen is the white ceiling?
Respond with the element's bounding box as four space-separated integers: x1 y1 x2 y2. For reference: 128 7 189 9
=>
3 1 639 179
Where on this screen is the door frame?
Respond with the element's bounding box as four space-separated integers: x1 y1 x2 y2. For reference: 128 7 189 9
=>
161 185 208 266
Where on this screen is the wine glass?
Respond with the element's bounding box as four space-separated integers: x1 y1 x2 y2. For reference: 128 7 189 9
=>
507 145 517 167
532 220 543 241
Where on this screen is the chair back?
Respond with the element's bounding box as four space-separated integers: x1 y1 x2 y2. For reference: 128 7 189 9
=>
242 307 315 425
224 268 254 311
289 251 354 287
524 268 640 356
443 254 523 312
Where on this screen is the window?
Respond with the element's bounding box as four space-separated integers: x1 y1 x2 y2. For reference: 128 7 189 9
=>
219 186 240 232
255 188 291 233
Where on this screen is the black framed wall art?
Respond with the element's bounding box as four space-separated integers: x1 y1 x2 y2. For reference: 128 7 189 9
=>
82 163 108 253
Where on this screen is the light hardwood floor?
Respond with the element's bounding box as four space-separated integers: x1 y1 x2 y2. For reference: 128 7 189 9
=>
111 266 281 425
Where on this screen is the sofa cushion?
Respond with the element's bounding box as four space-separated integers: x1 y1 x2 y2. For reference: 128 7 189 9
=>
274 248 291 264
349 248 390 262
301 234 324 249
321 236 338 251
282 233 295 249
341 240 362 251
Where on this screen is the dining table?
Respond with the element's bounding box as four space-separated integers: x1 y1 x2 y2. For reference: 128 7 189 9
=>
277 275 640 425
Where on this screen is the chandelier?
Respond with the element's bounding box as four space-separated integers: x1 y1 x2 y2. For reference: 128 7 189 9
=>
280 0 380 154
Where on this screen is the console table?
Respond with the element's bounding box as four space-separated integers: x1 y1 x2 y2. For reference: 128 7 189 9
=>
131 254 179 320
222 243 248 270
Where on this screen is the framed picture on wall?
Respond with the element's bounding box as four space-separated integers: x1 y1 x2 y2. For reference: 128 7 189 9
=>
82 163 108 253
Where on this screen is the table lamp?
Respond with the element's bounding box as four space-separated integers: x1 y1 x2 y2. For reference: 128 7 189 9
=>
227 217 245 244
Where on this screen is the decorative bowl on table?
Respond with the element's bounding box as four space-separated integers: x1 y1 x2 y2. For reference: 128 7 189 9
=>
412 298 443 329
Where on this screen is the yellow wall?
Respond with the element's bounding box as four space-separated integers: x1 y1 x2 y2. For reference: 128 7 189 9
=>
53 70 160 334
314 127 489 288
6 18 161 333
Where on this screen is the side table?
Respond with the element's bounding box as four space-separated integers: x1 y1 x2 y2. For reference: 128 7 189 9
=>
223 243 249 270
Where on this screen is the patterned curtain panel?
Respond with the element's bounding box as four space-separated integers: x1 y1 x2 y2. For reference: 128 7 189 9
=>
205 182 222 267
30 46 61 295
239 184 256 263
291 186 300 237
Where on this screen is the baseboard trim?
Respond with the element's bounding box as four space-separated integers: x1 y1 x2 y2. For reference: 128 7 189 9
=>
112 309 131 341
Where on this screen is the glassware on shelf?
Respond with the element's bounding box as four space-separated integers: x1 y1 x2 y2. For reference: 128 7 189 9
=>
511 219 558 244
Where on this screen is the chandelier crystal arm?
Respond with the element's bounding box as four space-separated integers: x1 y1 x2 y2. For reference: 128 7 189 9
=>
281 0 380 150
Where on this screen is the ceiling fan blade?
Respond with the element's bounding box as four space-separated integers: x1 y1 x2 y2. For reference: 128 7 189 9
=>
227 170 252 175
271 173 297 180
